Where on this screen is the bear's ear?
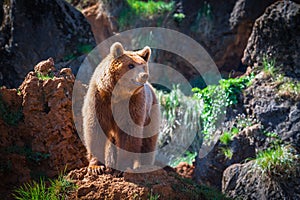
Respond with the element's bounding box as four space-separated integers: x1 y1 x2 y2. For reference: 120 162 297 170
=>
110 42 124 58
138 46 151 62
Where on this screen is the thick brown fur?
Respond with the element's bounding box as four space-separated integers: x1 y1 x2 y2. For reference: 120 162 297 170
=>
82 42 160 173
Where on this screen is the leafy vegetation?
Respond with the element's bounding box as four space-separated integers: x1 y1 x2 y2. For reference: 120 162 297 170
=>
192 75 253 138
220 147 233 159
127 0 174 17
173 13 185 23
253 145 299 177
170 151 197 167
219 131 233 146
13 173 76 200
118 0 174 29
0 93 23 126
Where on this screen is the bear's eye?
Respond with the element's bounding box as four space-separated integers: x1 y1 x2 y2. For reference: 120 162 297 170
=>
128 64 135 69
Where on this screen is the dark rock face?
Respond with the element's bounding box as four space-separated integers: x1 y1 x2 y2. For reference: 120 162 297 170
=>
193 132 256 189
181 0 277 73
222 162 300 199
242 1 300 77
0 0 95 88
244 76 300 150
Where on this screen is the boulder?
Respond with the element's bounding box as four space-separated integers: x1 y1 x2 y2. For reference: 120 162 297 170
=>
0 0 95 88
222 161 300 199
193 131 256 189
242 1 300 77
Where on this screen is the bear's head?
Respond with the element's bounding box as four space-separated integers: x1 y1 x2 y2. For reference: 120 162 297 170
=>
109 42 151 97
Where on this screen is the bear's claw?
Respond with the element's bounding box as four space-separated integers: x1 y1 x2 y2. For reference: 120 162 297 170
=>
87 165 106 175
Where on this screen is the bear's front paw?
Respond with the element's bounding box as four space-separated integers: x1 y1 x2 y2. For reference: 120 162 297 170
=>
87 165 106 175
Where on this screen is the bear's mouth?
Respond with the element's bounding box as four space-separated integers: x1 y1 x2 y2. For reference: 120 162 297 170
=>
131 79 145 86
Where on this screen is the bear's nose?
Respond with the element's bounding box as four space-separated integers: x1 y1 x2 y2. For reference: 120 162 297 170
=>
139 73 149 82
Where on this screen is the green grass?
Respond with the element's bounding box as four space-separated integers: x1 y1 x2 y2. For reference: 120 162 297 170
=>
127 0 174 17
13 173 76 200
220 147 233 159
118 0 174 29
36 72 54 81
278 80 300 100
148 190 160 200
219 132 232 145
253 145 299 177
262 56 277 78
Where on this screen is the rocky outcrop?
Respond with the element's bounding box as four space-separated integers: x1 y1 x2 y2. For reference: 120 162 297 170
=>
242 1 300 77
0 59 87 199
193 129 256 189
244 74 300 150
222 161 300 199
0 0 95 88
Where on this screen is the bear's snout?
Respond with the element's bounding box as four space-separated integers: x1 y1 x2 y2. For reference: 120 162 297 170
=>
137 73 149 84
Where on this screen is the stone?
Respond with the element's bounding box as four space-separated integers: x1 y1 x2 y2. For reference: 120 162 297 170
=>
242 1 300 77
0 0 95 88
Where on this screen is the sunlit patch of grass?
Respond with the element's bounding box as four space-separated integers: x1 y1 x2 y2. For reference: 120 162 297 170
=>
253 145 299 177
220 147 233 159
13 172 76 200
127 0 174 17
36 72 54 81
219 132 232 145
278 79 300 100
262 56 277 79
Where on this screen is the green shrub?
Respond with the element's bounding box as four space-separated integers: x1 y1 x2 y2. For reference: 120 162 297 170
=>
253 145 299 177
219 131 232 145
192 75 252 138
118 0 174 29
127 0 174 16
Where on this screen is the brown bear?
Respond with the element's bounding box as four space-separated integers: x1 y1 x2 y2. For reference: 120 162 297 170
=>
82 42 160 174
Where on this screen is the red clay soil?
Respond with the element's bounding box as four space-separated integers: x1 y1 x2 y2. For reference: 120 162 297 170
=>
66 164 205 200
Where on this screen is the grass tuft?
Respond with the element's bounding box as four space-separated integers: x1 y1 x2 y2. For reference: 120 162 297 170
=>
13 172 76 200
253 145 299 177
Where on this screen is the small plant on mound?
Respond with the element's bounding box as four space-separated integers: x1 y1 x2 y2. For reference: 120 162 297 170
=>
36 72 54 81
13 172 76 200
261 56 277 79
278 79 300 100
253 145 299 178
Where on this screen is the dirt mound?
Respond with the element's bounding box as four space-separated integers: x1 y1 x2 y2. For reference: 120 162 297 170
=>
66 165 212 200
